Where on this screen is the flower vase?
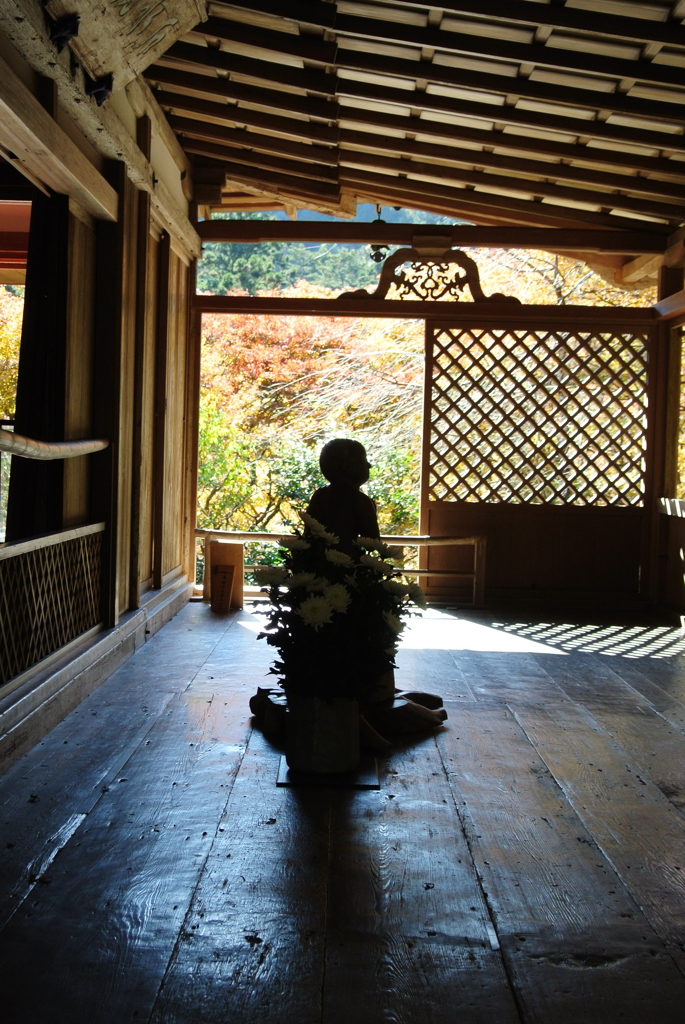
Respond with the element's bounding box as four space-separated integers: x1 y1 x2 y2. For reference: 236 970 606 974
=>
286 693 360 774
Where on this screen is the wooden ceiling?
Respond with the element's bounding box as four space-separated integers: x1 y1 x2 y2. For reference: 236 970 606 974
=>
143 0 685 243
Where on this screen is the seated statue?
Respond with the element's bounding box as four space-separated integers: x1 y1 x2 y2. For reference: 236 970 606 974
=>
306 438 380 552
251 438 447 750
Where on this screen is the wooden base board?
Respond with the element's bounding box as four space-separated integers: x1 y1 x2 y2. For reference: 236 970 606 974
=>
277 754 380 789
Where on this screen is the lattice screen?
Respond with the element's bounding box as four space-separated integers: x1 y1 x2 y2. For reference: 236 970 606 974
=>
0 530 102 686
426 325 650 505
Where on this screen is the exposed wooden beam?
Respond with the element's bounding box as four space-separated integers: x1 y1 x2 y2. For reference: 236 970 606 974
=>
338 128 685 204
221 0 685 49
182 140 338 183
334 12 685 89
336 44 685 127
153 89 338 146
341 168 667 233
161 41 336 96
400 0 685 49
211 0 336 30
0 55 117 221
215 157 341 203
653 288 685 320
337 78 685 157
196 220 667 254
146 65 337 123
342 149 683 222
618 231 685 286
194 15 337 65
168 115 337 166
337 107 685 181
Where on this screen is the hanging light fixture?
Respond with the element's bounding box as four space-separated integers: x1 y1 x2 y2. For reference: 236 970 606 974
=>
368 205 390 264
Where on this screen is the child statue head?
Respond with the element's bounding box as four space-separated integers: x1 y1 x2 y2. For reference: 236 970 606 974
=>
319 438 371 488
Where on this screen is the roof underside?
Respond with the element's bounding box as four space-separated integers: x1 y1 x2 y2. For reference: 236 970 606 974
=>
143 0 685 239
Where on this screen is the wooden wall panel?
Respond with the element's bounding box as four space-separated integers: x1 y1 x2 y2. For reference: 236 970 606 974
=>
63 207 95 528
425 501 644 608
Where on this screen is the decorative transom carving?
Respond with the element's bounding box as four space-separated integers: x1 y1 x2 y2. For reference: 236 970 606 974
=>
0 532 102 685
426 326 650 505
339 247 521 303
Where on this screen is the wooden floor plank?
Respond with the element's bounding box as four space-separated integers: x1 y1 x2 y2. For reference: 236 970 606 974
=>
451 650 569 704
535 653 685 812
437 701 685 1023
0 687 251 1024
322 735 521 1024
150 728 329 1024
602 657 685 735
512 700 685 975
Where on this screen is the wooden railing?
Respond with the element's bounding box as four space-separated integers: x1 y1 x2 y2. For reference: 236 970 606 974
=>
0 523 104 689
195 528 486 607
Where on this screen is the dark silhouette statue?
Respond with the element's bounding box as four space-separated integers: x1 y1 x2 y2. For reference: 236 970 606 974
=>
306 439 379 552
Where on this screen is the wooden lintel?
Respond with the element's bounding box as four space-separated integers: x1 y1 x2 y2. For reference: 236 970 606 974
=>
193 294 658 323
196 220 667 253
0 55 117 221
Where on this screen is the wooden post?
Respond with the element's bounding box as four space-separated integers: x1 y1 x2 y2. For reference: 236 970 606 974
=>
129 115 152 609
152 231 171 590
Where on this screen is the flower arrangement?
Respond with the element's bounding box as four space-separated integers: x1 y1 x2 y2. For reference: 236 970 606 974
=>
256 512 426 702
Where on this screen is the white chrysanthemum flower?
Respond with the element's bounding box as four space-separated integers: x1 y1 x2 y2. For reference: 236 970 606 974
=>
325 548 353 567
279 535 310 551
254 566 288 586
323 583 351 613
379 544 404 560
408 582 427 609
299 511 339 544
382 610 405 634
305 576 327 592
286 572 317 589
356 536 380 550
382 579 408 597
360 553 394 574
297 595 334 631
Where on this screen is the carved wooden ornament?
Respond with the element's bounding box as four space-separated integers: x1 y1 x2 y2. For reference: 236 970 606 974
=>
339 247 521 303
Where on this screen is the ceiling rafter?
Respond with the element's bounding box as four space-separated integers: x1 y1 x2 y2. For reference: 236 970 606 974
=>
148 1 685 255
341 149 682 221
339 131 685 207
340 166 669 232
333 12 685 89
153 88 338 145
215 0 685 48
168 115 338 165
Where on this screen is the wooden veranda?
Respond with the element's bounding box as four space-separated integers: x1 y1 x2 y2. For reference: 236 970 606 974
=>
2 600 685 1023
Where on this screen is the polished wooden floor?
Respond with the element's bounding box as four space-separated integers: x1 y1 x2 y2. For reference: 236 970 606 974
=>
2 602 685 1024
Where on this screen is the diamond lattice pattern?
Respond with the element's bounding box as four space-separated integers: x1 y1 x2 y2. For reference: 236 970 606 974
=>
0 532 102 686
427 327 649 505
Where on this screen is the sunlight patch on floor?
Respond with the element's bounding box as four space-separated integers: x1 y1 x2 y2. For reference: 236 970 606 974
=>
399 611 564 654
491 621 685 658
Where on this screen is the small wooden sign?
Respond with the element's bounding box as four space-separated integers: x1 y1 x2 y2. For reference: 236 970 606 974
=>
211 563 234 613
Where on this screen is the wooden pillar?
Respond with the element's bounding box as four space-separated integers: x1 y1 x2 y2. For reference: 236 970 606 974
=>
92 161 138 626
129 116 152 609
647 265 685 607
152 231 171 590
